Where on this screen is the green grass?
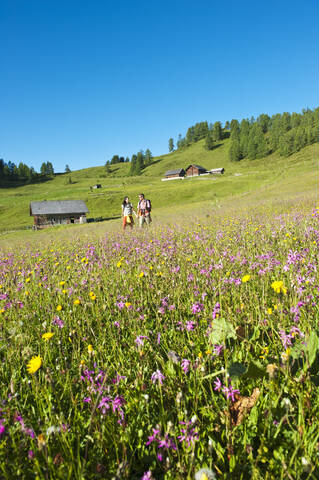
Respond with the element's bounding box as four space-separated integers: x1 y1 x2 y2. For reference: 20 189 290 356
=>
1 139 319 234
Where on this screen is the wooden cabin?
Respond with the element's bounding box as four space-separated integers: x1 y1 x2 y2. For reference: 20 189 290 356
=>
30 200 89 229
163 168 186 179
185 164 208 176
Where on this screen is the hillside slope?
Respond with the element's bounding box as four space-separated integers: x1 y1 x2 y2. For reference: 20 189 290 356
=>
1 138 319 233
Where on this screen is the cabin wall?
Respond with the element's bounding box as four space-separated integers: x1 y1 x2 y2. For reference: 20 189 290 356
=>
33 214 86 228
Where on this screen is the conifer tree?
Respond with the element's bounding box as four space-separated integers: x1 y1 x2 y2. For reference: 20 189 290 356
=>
205 132 215 150
229 137 241 161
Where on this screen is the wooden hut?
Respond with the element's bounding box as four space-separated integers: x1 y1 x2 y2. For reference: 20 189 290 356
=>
185 164 207 176
30 200 89 229
163 168 185 179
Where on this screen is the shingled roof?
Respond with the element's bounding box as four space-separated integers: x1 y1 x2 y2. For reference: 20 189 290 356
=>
30 200 89 216
164 168 185 176
185 164 207 172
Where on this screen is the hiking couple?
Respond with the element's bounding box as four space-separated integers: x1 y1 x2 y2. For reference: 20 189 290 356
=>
122 193 152 231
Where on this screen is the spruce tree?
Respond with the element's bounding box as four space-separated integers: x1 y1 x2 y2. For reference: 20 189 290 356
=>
229 137 241 161
205 132 215 150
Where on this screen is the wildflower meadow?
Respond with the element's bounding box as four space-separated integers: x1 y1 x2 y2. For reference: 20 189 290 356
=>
1 200 319 479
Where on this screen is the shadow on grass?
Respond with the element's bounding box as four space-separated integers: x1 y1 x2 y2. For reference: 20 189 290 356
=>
0 175 54 189
87 215 121 223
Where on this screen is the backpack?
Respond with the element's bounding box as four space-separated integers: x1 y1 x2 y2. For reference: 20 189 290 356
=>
146 199 151 212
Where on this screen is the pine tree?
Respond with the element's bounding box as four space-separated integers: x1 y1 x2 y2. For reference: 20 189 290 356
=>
144 149 153 166
205 132 215 150
230 119 240 136
229 137 241 161
129 154 137 176
212 122 222 141
168 138 175 152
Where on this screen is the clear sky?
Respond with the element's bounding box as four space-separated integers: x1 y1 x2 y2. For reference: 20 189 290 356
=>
1 0 319 173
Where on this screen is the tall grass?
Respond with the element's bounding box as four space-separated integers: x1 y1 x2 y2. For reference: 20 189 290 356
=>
0 195 319 479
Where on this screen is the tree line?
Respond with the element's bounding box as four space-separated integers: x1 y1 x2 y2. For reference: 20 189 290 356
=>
168 120 228 153
106 149 154 176
0 160 57 185
167 107 319 162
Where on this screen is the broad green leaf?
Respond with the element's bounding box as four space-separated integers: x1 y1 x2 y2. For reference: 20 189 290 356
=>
208 317 236 344
228 362 247 378
243 360 266 379
307 331 319 366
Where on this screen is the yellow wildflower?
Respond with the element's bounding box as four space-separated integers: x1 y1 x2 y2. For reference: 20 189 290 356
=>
242 275 251 283
281 348 291 362
117 261 122 268
42 332 54 341
271 281 287 294
267 308 273 315
27 355 42 374
88 344 94 354
59 281 66 286
74 299 81 305
260 346 269 360
56 305 63 311
138 272 145 278
37 433 46 449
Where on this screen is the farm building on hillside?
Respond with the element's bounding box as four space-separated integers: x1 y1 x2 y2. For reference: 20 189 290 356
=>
163 168 186 180
185 165 208 176
30 200 89 229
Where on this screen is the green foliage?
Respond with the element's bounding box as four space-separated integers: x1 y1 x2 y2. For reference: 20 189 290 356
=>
204 132 215 150
40 161 54 176
168 138 175 152
212 121 223 141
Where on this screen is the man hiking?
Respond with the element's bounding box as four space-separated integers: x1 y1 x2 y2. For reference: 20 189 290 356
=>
137 193 152 228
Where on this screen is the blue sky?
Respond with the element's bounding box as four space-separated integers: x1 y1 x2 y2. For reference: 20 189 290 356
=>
1 0 319 172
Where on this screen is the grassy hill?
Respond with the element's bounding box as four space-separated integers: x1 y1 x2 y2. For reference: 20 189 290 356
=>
1 137 319 234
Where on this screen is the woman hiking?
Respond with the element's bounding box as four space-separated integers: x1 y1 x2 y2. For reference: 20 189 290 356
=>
121 196 136 231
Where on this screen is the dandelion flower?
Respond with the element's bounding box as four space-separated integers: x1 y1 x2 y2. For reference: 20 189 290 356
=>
271 281 287 294
56 305 63 312
27 355 42 374
42 332 54 341
138 272 145 278
74 299 81 305
242 275 251 283
195 468 216 480
88 344 94 354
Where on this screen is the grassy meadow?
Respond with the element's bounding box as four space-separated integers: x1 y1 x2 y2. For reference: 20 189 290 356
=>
1 138 319 233
1 142 319 479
